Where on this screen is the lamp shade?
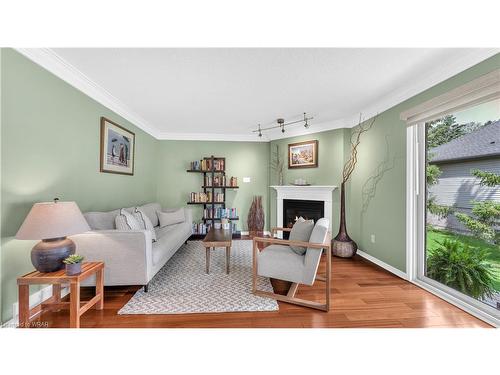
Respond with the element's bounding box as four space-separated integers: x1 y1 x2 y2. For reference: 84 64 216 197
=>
16 201 90 240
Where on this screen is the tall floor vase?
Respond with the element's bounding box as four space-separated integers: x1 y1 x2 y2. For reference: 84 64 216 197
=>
332 182 358 258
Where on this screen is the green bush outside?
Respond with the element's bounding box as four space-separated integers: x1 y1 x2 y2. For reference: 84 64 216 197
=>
427 228 500 292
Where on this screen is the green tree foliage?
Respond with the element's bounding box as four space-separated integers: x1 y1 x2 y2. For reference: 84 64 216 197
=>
426 153 453 218
426 115 465 148
472 169 500 187
455 170 500 244
427 239 495 299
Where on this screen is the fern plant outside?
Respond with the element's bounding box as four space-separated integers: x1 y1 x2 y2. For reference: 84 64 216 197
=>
426 238 496 299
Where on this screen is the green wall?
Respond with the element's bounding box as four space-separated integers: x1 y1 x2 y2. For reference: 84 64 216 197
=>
269 128 350 233
156 140 270 232
269 53 499 274
1 47 498 324
347 53 500 272
0 49 160 322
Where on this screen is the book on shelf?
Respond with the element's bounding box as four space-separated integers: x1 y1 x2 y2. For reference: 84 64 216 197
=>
192 221 237 235
204 175 227 187
203 207 238 219
189 158 225 172
189 192 224 203
203 175 238 187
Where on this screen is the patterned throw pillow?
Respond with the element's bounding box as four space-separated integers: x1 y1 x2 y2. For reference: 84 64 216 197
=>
133 207 157 242
289 217 315 255
115 208 142 231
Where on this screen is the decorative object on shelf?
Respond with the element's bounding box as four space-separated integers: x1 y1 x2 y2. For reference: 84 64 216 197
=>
15 198 90 273
291 178 310 186
247 196 265 234
100 117 135 175
333 114 377 258
221 218 231 230
63 254 85 276
270 144 284 185
253 112 313 137
288 140 318 168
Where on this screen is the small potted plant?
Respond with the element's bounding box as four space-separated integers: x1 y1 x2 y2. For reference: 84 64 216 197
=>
63 254 85 275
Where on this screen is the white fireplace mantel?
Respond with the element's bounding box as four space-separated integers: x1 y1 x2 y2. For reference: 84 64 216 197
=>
271 185 337 235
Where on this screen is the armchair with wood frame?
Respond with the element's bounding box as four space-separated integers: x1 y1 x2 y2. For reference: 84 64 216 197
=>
252 218 331 311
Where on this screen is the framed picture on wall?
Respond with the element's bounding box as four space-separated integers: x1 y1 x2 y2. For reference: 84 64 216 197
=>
100 117 135 175
288 140 318 168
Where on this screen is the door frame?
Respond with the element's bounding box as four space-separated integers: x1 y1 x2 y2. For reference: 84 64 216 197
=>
403 69 500 327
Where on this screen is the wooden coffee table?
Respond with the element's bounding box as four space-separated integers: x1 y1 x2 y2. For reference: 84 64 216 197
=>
202 228 232 274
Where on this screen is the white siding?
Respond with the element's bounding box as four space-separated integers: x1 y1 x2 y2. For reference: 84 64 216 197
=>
429 158 500 210
427 158 499 232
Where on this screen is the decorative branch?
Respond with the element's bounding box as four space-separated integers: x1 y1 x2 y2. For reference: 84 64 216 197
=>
342 114 377 183
270 144 284 184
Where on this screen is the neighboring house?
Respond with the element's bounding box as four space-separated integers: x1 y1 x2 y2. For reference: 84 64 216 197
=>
428 120 500 232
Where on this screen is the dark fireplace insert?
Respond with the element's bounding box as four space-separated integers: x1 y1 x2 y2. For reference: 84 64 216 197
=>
282 199 324 239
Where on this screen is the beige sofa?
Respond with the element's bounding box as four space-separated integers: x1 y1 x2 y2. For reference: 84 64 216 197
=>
71 203 192 291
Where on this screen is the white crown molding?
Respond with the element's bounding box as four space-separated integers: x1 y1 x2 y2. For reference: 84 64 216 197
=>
15 48 161 138
156 131 270 142
16 48 499 142
264 48 500 141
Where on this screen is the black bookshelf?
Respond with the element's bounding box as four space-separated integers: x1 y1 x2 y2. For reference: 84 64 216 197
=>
187 155 240 239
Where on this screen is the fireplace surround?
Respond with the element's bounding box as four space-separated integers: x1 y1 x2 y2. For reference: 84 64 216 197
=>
271 185 337 238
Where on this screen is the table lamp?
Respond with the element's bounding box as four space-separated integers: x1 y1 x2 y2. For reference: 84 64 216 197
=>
16 198 90 273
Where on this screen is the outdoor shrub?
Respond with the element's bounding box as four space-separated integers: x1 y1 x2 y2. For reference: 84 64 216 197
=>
426 239 495 299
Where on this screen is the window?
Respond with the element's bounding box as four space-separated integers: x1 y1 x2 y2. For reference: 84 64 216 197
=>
403 69 500 326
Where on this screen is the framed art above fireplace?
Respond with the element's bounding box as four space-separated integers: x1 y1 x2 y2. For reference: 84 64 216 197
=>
288 140 318 168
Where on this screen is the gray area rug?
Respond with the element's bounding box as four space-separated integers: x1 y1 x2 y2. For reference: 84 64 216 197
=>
118 240 278 314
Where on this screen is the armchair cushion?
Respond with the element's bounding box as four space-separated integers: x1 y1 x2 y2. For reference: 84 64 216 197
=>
289 218 314 255
258 244 306 284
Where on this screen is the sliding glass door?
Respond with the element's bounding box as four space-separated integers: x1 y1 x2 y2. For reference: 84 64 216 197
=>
416 99 500 321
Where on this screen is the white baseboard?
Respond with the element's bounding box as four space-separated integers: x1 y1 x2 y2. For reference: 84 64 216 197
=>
356 249 409 280
3 285 69 328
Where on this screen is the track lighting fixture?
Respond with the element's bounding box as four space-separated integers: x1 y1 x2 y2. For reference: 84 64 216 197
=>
252 112 313 137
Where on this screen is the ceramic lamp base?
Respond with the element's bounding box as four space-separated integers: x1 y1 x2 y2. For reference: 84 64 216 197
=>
31 237 75 273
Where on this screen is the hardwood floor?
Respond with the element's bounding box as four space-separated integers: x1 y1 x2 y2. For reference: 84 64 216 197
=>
33 243 491 328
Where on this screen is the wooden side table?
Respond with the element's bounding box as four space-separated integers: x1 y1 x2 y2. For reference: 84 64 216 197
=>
202 228 232 274
17 262 104 328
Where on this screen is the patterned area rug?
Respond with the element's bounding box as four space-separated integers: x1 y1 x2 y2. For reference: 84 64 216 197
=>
118 240 278 314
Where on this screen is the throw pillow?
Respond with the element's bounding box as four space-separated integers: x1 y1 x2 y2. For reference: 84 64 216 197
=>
289 217 315 255
134 207 157 242
115 209 142 231
158 209 185 228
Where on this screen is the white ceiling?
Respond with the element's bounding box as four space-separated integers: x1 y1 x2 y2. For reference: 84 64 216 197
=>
24 48 499 141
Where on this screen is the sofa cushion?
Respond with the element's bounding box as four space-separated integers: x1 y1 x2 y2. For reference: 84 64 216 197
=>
84 209 120 230
137 203 161 227
152 222 190 266
289 217 314 255
134 208 157 242
158 209 185 228
115 209 142 230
